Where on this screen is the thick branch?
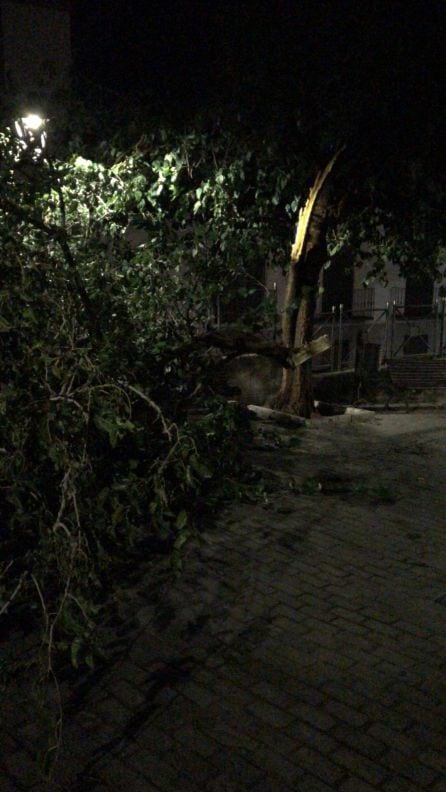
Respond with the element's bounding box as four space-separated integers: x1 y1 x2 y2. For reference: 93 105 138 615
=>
57 237 99 335
189 330 329 368
2 196 99 338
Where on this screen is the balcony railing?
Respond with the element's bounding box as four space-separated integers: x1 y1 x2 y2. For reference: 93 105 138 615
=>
352 288 375 316
389 286 405 307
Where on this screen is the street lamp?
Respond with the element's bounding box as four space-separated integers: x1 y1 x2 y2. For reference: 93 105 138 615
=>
14 113 47 157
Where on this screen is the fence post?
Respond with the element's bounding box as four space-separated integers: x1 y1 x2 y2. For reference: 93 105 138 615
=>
272 282 278 341
389 301 396 358
383 302 390 360
330 305 336 370
440 297 446 357
433 299 439 355
338 303 343 370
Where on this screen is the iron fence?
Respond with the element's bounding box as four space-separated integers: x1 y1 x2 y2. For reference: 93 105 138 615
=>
312 298 446 371
211 289 446 374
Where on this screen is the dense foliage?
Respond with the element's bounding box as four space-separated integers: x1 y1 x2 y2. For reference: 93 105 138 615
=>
0 124 305 685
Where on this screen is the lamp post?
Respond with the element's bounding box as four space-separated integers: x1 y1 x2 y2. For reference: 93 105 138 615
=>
439 297 446 357
330 305 336 371
338 303 344 370
14 113 47 157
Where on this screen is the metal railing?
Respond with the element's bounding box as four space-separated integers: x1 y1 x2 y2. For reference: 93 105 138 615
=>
389 286 405 307
312 298 446 371
211 288 446 374
352 288 375 316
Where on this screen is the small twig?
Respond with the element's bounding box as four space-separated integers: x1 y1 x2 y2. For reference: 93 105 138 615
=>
0 571 28 617
127 384 177 440
31 574 49 637
49 395 87 417
67 593 94 627
51 471 70 534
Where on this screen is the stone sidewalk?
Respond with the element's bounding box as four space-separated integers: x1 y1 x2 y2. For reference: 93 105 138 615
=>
2 411 446 790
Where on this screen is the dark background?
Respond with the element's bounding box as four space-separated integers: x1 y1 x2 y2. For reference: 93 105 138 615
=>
71 0 446 133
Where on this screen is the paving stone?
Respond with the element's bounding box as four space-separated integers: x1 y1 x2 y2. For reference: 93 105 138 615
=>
331 618 370 636
325 699 370 728
403 722 446 752
107 678 147 709
94 758 160 790
180 681 218 709
207 720 260 755
285 721 337 755
282 681 324 708
94 695 133 724
331 746 388 785
206 751 265 790
118 661 153 687
251 680 298 711
293 775 334 791
367 723 418 755
294 746 346 786
209 678 256 711
358 701 412 731
174 725 219 759
396 700 445 729
252 749 306 785
287 702 336 732
4 412 446 790
339 778 377 792
321 681 366 710
419 750 446 773
130 749 188 791
383 776 430 792
246 698 294 728
333 725 386 760
381 750 440 787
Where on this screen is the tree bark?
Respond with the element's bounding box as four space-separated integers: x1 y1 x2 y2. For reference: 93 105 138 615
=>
272 150 344 417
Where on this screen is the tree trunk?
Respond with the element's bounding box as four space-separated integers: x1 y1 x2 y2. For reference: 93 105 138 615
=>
272 149 343 417
288 287 317 416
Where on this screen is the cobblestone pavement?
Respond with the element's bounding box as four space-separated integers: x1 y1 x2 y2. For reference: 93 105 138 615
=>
2 411 446 791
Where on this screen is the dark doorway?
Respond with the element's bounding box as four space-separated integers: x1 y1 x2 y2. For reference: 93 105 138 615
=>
321 257 354 313
405 275 434 317
403 334 429 355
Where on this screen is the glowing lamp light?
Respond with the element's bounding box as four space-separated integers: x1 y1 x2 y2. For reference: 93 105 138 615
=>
14 113 47 156
19 113 44 132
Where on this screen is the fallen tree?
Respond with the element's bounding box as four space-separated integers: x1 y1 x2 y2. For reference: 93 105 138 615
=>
189 328 330 369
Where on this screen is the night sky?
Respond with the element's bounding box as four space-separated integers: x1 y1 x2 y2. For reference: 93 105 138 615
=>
72 0 446 134
0 2 442 150
72 1 237 111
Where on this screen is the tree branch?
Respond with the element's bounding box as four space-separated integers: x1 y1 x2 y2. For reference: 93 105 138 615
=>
2 196 100 338
186 329 330 368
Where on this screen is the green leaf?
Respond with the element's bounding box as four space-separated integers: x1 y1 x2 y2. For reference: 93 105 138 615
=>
189 455 212 479
174 529 191 551
71 636 83 669
175 509 188 530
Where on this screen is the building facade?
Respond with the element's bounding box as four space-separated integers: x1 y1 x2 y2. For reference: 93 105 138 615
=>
266 256 446 372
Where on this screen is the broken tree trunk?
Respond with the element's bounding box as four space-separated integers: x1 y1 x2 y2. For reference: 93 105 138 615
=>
272 148 344 417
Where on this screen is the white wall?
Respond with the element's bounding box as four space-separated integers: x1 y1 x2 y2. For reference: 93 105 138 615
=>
353 258 405 310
